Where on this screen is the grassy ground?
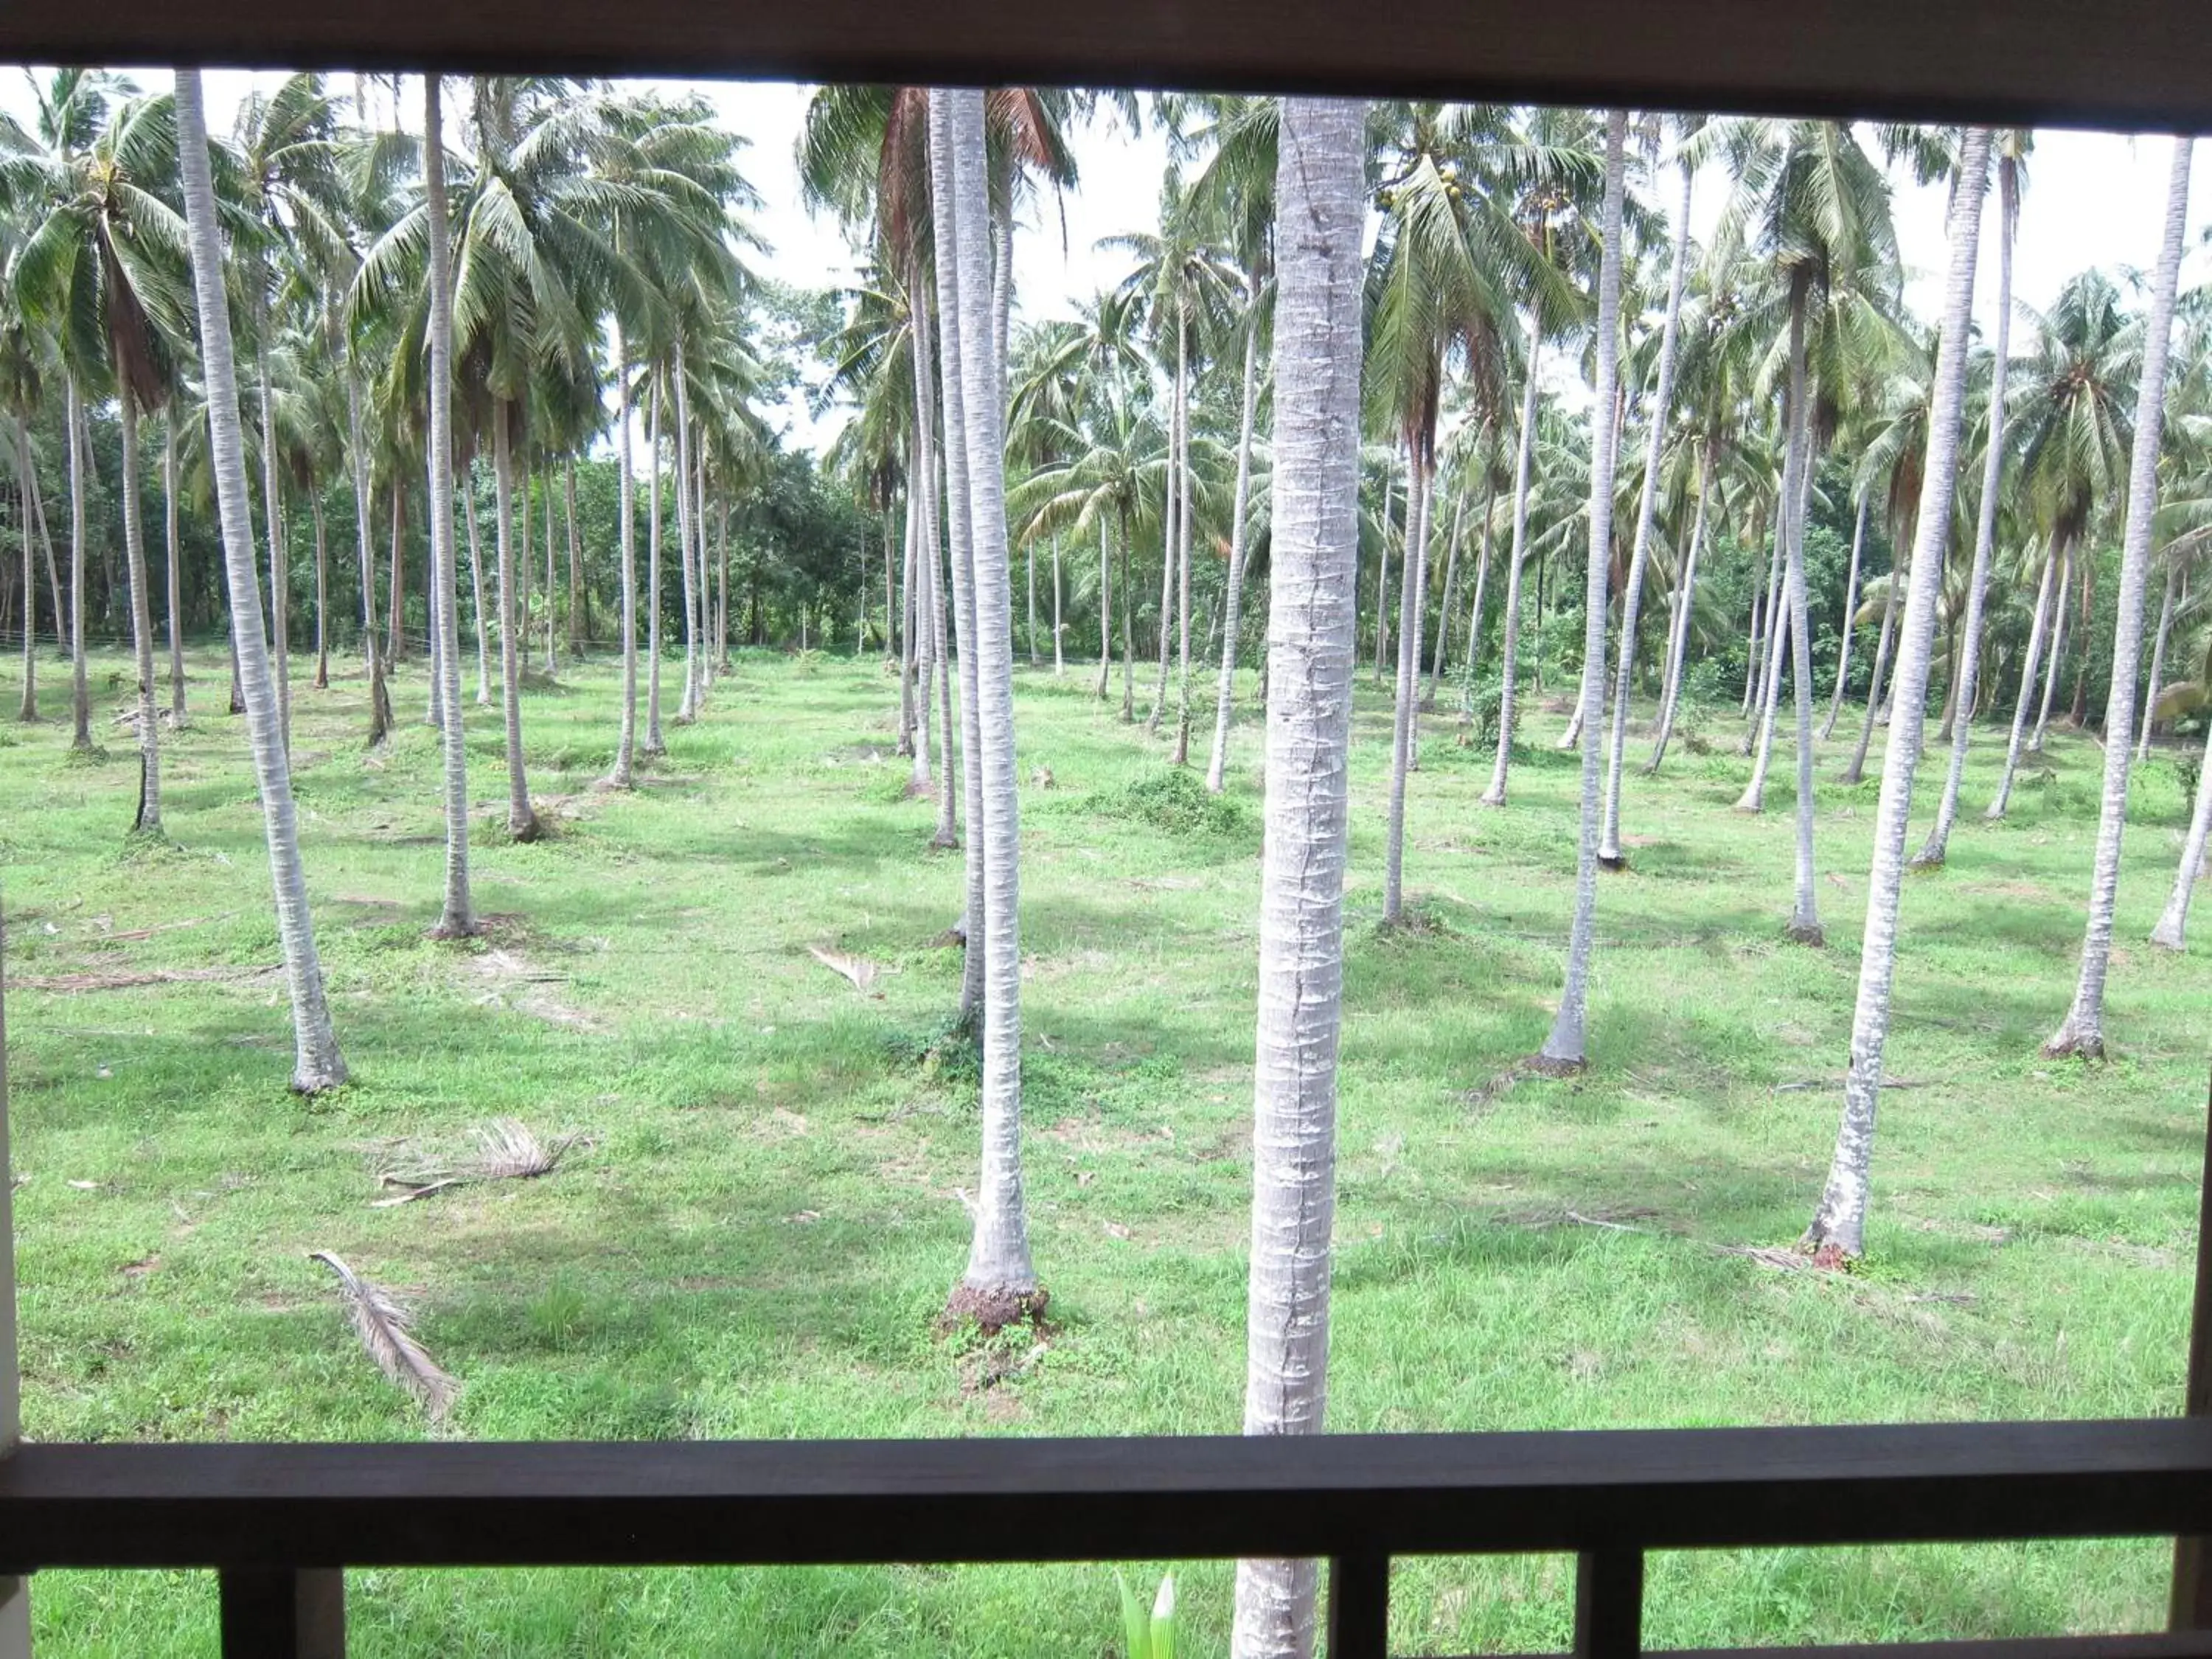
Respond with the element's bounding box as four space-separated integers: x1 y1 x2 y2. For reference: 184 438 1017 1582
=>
1 639 2207 1658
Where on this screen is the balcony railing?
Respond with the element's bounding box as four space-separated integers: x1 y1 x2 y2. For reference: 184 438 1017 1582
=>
5 1416 2212 1659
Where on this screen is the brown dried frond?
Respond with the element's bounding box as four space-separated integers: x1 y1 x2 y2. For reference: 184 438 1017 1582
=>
373 1119 583 1203
310 1251 456 1422
807 943 882 993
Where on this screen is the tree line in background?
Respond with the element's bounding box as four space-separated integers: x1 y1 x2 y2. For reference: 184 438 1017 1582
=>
2 71 2211 1659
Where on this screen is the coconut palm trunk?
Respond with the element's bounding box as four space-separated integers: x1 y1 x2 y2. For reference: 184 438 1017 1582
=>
1148 344 1182 734
898 484 920 756
2138 562 2178 763
1481 324 1543 807
117 392 162 835
162 411 187 726
943 88 1040 1326
1382 438 1433 925
13 421 33 723
491 399 540 842
312 493 330 690
178 66 349 1091
1231 94 1365 1659
542 462 558 678
462 470 490 704
566 457 583 657
1458 479 1498 714
2150 709 2212 950
66 379 89 749
1646 448 1711 774
1738 458 1807 807
1599 146 1695 866
2031 545 2072 753
258 339 291 757
605 328 640 787
1915 156 2019 868
644 375 667 755
1119 509 1137 719
1743 504 1787 739
1775 285 1825 942
2045 136 2194 1060
1206 311 1264 794
1052 535 1065 675
1843 540 1902 787
1536 113 1629 1070
1820 495 1869 740
1172 313 1197 763
1425 493 1464 707
673 349 700 723
344 373 389 745
927 93 987 1018
1804 127 1992 1259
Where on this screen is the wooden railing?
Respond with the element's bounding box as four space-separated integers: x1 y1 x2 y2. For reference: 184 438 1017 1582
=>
4 1417 2212 1658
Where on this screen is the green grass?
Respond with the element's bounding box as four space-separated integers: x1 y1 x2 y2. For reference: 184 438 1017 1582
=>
3 642 2207 1658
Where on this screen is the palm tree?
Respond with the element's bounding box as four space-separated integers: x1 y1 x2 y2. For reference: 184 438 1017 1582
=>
1984 270 2136 816
1231 94 1365 1659
1803 128 1992 1261
1916 131 2028 868
177 66 348 1093
1535 111 1629 1070
941 88 1041 1328
2045 138 2194 1058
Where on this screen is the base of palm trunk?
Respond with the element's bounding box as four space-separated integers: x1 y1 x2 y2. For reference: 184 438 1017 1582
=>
2042 1017 2107 1060
1478 787 1506 809
1784 918 1826 947
1840 762 1868 786
941 1281 1049 1337
594 770 634 793
1525 1051 1586 1079
1793 1234 1857 1270
290 1059 349 1096
1597 845 1628 871
1907 844 1947 872
1733 787 1765 814
2150 917 2186 951
509 807 545 844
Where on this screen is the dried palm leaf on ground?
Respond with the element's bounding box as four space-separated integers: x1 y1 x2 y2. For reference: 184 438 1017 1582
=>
309 1251 456 1422
373 1118 585 1205
807 942 883 993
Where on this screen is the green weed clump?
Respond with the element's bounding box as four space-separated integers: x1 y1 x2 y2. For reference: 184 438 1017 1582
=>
1088 768 1251 838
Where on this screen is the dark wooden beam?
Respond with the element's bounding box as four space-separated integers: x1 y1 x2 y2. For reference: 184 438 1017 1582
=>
0 0 2207 132
2169 1071 2212 1629
218 1568 344 1659
4 1419 2212 1573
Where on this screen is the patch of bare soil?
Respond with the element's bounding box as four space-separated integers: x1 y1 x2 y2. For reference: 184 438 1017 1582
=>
16 964 279 993
461 919 605 1031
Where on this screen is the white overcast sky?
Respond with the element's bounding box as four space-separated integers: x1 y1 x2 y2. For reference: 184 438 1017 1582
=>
11 70 2211 451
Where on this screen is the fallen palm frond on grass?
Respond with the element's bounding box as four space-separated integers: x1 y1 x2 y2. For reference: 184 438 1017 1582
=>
807 942 885 993
372 1118 587 1206
309 1251 456 1422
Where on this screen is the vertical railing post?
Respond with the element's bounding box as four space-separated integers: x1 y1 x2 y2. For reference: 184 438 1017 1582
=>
218 1568 345 1659
2170 1067 2212 1630
1574 1548 1644 1659
1326 1553 1391 1659
0 899 31 1658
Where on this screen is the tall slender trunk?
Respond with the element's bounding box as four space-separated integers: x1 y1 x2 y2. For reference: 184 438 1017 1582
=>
607 324 639 786
644 375 667 755
1208 307 1265 793
386 474 406 666
2150 700 2212 950
2138 562 2179 762
162 411 187 726
1778 288 1824 943
423 470 443 734
1371 453 1394 684
1916 158 2019 866
929 95 987 1026
1119 509 1136 720
716 493 730 672
1172 312 1196 762
257 335 291 756
1148 345 1181 734
2031 544 2073 752
1051 535 1065 675
542 460 557 677
311 491 330 690
1383 435 1434 924
344 371 389 745
1646 445 1712 773
66 378 89 749
566 456 584 655
1537 113 1628 1068
1742 579 1764 719
1425 490 1464 707
1231 95 1364 1659
1599 146 1694 865
908 302 938 788
945 88 1039 1321
1026 533 1038 664
2045 136 2194 1059
1983 550 2058 819
117 394 161 835
1458 479 1497 717
674 348 700 722
1095 515 1113 700
420 74 475 939
493 400 540 841
1737 461 1803 804
1481 322 1543 807
462 469 490 703
1805 127 1992 1259
1820 495 1869 740
1843 531 1905 786
13 420 38 722
178 67 349 1090
899 480 920 756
